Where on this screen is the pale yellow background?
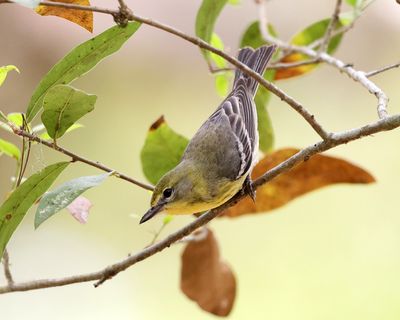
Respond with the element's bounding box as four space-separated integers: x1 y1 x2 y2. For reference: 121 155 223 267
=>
1 0 400 319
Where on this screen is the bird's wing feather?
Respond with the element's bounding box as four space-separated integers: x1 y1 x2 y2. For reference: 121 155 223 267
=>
210 80 257 179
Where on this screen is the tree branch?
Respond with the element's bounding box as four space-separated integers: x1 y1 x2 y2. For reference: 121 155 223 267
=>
1 0 400 295
257 0 389 119
1 112 400 294
319 0 342 53
21 0 329 140
11 127 154 191
365 61 400 78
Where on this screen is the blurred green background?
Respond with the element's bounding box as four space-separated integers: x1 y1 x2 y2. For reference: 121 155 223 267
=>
1 0 400 319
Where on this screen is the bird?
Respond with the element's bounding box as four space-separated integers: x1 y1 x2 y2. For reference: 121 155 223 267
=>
140 45 276 224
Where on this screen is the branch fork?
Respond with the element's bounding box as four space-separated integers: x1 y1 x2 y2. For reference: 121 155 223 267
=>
0 0 399 294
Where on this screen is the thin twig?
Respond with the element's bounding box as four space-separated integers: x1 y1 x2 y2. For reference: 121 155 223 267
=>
365 62 400 78
209 59 321 74
308 22 354 50
1 0 399 295
149 223 168 245
23 1 329 140
257 0 389 119
12 128 154 191
19 115 32 183
1 112 400 294
2 250 14 286
319 0 342 53
268 59 320 70
38 1 117 15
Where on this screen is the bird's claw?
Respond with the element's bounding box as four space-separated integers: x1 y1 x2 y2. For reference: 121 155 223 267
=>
242 176 256 203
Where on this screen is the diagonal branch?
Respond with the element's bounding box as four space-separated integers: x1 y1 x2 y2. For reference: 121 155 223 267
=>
319 0 342 53
257 0 389 119
1 112 400 294
365 61 400 78
11 127 154 191
1 0 400 295
20 0 330 140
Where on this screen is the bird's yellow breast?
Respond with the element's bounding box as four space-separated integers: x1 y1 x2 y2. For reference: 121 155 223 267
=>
165 175 246 215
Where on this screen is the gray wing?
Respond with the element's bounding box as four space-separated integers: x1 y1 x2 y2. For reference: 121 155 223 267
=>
209 79 257 179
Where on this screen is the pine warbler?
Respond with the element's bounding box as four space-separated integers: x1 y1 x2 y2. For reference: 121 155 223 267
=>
140 45 276 223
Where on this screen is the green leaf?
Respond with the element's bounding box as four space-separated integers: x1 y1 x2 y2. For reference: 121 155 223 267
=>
345 0 374 10
345 0 358 7
0 65 19 87
140 117 189 185
0 162 69 257
240 21 277 152
275 12 355 80
26 22 141 122
210 33 232 97
0 139 20 160
195 0 228 57
39 123 83 140
240 21 278 49
7 113 23 127
215 72 230 97
228 0 240 4
35 172 110 229
210 33 226 68
41 85 96 140
254 85 274 152
290 18 345 51
0 112 13 133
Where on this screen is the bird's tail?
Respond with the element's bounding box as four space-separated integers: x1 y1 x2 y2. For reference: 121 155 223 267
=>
233 45 276 97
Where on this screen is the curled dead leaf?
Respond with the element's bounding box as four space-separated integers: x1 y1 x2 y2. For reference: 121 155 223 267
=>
181 229 236 317
36 0 93 33
222 148 375 217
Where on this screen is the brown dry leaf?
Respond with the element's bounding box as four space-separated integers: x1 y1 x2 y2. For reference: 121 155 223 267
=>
222 148 375 217
274 53 319 80
181 229 236 317
36 0 93 32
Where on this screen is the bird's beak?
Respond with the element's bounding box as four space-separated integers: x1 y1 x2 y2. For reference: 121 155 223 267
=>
140 201 166 224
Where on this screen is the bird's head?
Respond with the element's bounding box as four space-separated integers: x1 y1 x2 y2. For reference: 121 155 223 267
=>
140 161 202 224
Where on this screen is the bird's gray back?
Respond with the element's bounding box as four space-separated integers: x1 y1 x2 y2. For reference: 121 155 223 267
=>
182 112 243 181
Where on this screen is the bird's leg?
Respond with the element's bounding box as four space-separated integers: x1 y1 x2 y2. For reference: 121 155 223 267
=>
242 175 256 203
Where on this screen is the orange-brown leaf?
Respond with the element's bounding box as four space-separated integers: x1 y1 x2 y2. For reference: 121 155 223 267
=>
222 148 375 218
274 53 318 80
181 229 236 317
36 0 93 33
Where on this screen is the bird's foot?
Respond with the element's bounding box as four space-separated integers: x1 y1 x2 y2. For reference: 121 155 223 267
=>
242 175 256 203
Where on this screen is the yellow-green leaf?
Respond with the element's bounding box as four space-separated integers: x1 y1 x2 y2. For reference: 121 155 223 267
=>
0 65 19 87
275 13 355 80
0 139 20 160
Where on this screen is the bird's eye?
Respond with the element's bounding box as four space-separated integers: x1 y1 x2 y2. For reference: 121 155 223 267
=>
163 188 173 198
